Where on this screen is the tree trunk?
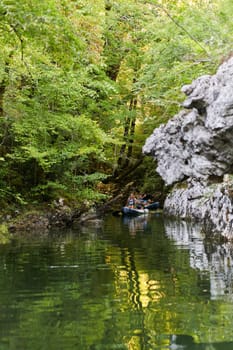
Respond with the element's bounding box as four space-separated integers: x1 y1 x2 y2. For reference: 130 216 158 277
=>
117 95 137 169
127 98 137 161
117 115 130 167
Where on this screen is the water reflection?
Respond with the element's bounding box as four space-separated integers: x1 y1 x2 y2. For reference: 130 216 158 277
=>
1 215 233 349
122 215 149 236
164 218 233 300
164 219 209 270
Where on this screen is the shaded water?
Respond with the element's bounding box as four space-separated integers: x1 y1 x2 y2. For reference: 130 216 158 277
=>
0 214 233 349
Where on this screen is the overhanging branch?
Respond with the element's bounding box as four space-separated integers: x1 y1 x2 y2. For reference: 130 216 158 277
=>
145 1 212 58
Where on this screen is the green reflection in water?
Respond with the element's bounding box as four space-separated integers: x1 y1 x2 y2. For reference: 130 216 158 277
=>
0 214 232 349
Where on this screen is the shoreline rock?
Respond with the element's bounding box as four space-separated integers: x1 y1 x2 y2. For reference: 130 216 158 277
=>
164 176 233 239
6 204 100 234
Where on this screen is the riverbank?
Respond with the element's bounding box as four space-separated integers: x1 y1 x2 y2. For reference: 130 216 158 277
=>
0 182 132 239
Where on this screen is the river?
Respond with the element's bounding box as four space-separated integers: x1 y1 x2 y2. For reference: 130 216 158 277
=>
0 213 233 349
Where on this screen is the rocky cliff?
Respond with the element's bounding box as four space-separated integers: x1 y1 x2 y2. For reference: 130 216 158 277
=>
143 57 233 239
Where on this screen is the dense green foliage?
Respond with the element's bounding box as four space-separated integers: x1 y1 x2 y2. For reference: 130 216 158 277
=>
0 0 232 208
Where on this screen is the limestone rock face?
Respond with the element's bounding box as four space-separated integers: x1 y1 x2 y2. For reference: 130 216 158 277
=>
143 57 233 186
163 176 233 238
143 57 233 238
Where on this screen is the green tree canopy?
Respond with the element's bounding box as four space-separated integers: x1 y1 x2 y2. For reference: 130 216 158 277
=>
0 0 232 207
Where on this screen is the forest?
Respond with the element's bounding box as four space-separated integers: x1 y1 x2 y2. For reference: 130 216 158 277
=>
0 0 233 213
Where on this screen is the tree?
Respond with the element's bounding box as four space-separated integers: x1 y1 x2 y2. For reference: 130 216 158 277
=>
0 0 233 207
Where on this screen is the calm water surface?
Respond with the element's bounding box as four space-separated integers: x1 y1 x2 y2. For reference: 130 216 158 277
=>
0 214 233 349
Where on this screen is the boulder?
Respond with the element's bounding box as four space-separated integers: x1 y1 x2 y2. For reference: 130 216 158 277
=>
143 57 233 238
143 58 233 185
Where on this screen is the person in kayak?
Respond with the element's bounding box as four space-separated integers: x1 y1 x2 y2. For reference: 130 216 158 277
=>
126 193 137 208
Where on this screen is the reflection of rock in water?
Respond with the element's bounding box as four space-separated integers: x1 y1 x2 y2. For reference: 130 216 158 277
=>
164 219 209 271
207 243 233 300
164 219 233 299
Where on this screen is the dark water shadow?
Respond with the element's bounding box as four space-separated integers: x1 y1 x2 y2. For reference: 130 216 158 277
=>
170 334 233 349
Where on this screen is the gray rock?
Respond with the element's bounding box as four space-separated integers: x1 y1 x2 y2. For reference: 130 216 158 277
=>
143 57 233 238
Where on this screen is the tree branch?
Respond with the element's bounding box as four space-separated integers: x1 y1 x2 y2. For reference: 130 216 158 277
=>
9 24 24 62
146 1 212 58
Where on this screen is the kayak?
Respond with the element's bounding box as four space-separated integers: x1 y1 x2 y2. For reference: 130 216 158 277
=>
122 206 149 216
144 201 160 210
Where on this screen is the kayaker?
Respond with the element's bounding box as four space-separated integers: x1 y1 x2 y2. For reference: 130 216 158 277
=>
126 193 137 208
